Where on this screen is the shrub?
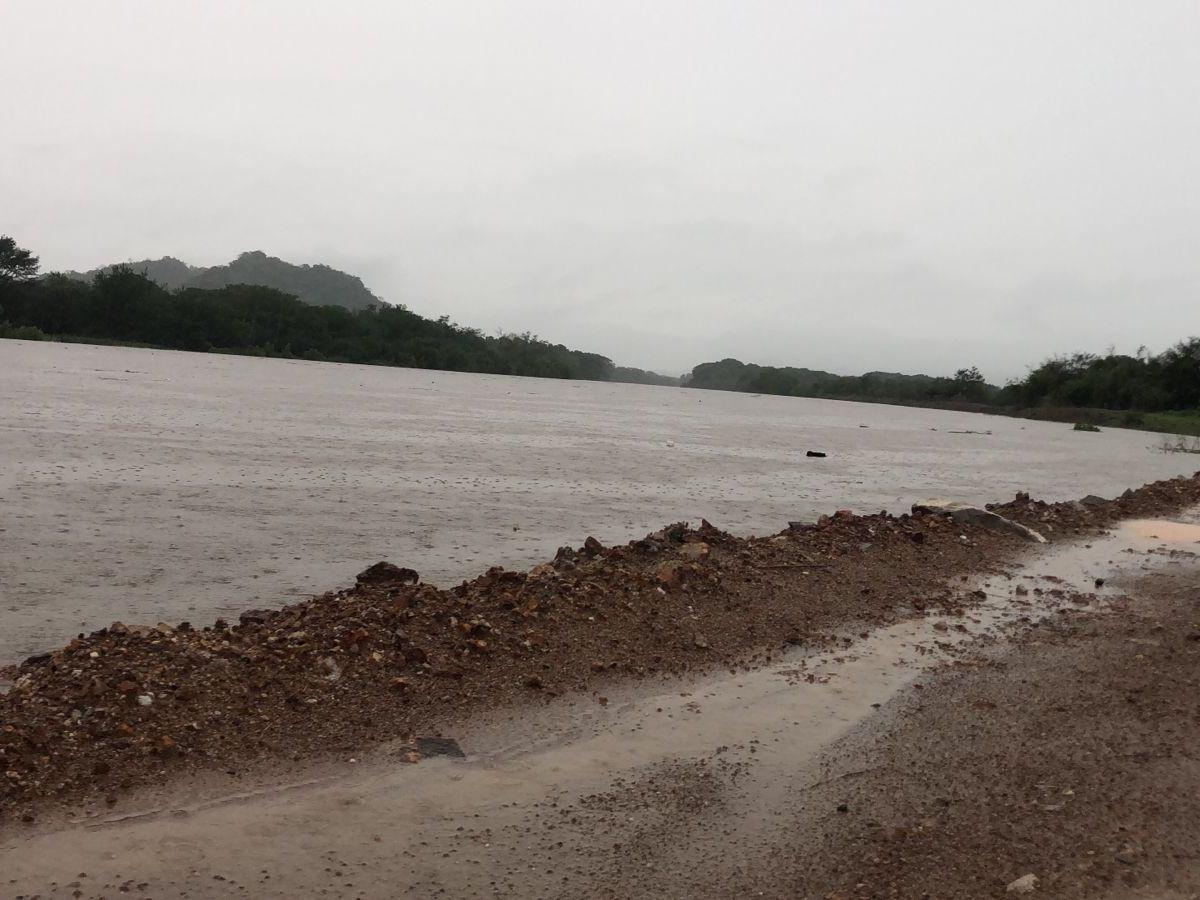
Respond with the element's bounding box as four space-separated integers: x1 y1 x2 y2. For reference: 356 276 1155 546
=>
0 322 51 341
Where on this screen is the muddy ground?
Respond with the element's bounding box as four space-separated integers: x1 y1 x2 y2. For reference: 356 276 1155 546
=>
1 475 1199 898
3 474 1197 820
779 563 1200 899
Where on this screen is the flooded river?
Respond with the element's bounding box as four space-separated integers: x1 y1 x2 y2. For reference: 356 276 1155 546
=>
1 339 1194 663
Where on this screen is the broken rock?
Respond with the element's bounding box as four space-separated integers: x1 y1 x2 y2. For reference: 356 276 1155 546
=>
1006 873 1037 894
356 562 419 586
912 500 1047 543
414 736 465 759
656 561 685 589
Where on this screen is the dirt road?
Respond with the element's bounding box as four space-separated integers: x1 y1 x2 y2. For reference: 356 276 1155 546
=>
3 510 1198 898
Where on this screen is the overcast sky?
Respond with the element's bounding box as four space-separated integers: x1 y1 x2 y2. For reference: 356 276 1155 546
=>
4 1 1198 380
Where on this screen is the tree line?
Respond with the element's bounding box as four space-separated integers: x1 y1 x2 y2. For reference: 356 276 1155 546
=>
0 238 617 381
1004 348 1200 412
683 359 997 404
2 236 1196 414
682 343 1199 414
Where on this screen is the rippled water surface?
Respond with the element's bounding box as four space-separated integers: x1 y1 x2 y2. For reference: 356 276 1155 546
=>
1 339 1194 662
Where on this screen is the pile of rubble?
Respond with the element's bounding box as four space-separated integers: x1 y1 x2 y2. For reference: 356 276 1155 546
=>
991 475 1200 534
2 472 1198 819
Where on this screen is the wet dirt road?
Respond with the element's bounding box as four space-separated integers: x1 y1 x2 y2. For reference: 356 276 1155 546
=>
3 516 1194 899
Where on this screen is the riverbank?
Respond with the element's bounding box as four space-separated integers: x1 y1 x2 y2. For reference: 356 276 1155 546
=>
2 478 1199 897
1011 404 1200 437
759 392 1200 438
4 473 1199 826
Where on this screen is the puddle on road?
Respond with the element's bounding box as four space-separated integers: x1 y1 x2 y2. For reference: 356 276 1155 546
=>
1120 518 1200 544
4 515 1199 897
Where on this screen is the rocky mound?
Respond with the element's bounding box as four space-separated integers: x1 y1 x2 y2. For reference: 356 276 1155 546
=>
3 473 1199 821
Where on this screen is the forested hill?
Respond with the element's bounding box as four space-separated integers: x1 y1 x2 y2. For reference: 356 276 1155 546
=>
0 237 678 384
63 251 383 312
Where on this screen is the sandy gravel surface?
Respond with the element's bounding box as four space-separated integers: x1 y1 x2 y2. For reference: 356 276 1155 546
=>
785 539 1200 899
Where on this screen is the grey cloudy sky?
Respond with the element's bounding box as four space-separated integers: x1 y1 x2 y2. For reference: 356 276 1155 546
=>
4 1 1198 380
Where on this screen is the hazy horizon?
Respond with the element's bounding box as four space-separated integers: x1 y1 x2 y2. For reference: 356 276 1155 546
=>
5 1 1198 381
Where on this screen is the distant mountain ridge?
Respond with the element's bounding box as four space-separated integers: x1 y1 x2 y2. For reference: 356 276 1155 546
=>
63 251 384 312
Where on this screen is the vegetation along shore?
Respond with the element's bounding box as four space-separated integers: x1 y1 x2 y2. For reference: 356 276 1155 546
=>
2 235 1197 432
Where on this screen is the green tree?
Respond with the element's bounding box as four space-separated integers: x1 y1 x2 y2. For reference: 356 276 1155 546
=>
0 236 39 283
1157 337 1200 409
0 240 631 383
952 366 988 401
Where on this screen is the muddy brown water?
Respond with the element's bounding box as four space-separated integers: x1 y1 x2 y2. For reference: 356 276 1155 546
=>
1 339 1196 664
2 515 1196 898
